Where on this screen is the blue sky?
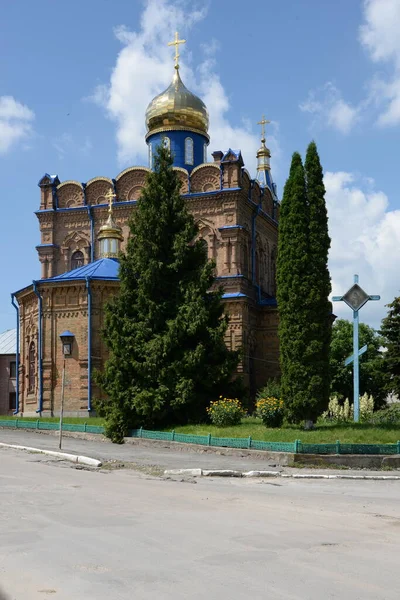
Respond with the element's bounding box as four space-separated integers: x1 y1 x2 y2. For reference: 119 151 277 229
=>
1 0 399 332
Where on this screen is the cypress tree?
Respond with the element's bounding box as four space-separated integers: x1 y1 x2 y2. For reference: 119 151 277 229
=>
96 145 239 442
277 145 332 425
304 141 332 419
276 153 311 422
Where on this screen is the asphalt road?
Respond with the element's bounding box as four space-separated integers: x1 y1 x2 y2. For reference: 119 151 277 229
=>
0 428 394 476
1 448 400 599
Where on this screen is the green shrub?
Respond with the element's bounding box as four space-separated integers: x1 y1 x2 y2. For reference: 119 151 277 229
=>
256 397 284 428
256 379 281 402
369 403 400 426
207 397 245 427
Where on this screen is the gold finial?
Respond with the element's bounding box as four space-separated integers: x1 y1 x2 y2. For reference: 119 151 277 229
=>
105 188 116 215
257 115 270 143
168 31 186 70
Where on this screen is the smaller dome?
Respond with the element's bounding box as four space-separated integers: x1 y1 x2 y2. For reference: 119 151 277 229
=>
145 69 209 140
98 209 123 259
98 213 123 242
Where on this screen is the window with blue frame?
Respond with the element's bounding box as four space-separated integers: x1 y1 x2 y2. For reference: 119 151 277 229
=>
203 143 207 164
149 143 153 169
185 137 194 165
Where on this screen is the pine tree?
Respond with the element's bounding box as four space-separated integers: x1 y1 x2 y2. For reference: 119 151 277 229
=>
276 152 311 422
304 141 332 418
96 145 240 442
380 296 400 398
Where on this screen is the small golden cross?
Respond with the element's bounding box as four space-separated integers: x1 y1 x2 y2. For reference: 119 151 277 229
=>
257 115 271 141
168 31 186 69
105 188 116 213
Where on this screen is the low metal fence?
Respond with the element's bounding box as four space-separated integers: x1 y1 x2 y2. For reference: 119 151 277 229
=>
1 420 399 455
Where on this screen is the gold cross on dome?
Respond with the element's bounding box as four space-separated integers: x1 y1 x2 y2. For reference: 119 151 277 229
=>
105 188 116 213
168 31 186 69
257 115 271 141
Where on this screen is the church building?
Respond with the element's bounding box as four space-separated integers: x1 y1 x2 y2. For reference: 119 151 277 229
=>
12 35 280 417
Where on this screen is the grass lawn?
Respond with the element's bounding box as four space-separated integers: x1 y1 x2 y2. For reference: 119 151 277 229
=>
0 416 105 426
172 417 400 444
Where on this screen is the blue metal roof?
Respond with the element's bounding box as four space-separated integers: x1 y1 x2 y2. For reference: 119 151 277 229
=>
42 258 120 283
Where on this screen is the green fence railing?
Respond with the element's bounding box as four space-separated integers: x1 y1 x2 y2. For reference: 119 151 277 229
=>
129 427 400 456
0 419 104 435
1 420 400 455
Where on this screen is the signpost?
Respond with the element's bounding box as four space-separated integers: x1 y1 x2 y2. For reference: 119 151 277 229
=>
332 275 380 422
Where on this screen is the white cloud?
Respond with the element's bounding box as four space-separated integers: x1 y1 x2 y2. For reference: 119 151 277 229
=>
359 0 400 126
0 96 34 154
300 82 359 134
90 0 278 175
325 171 400 327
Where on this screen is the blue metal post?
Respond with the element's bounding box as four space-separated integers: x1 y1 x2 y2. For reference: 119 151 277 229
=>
353 308 360 422
353 274 360 422
32 282 43 414
87 206 94 262
86 277 92 412
11 294 20 415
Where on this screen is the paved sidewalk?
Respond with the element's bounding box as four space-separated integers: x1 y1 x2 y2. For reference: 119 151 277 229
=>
1 428 398 477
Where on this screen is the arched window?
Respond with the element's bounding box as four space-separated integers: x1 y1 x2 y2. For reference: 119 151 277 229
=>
28 342 35 393
149 143 153 169
199 238 208 259
71 250 84 270
185 137 194 165
162 136 170 152
203 143 207 164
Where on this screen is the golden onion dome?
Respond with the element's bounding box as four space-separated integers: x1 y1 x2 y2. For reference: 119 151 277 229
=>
145 69 209 141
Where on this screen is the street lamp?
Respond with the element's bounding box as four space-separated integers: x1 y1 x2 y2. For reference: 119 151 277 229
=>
59 331 75 449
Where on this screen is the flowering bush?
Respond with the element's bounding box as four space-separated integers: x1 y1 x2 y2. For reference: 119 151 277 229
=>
207 397 245 427
321 393 374 423
256 397 284 428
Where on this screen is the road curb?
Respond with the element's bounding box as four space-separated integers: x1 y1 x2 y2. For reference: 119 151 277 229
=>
0 442 102 468
164 468 400 480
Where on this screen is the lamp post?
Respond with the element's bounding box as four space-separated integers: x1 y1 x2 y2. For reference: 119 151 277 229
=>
59 331 75 449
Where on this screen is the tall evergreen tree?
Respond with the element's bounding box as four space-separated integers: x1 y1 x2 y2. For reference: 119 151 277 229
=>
96 146 239 442
304 141 332 416
380 296 400 398
277 152 311 422
277 144 332 425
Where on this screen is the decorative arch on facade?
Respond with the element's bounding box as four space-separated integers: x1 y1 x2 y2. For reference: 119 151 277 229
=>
262 239 270 293
263 188 274 217
62 231 90 269
173 167 189 194
251 180 262 205
190 164 220 193
195 220 219 261
115 167 150 201
85 177 113 206
56 181 84 209
241 169 251 196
